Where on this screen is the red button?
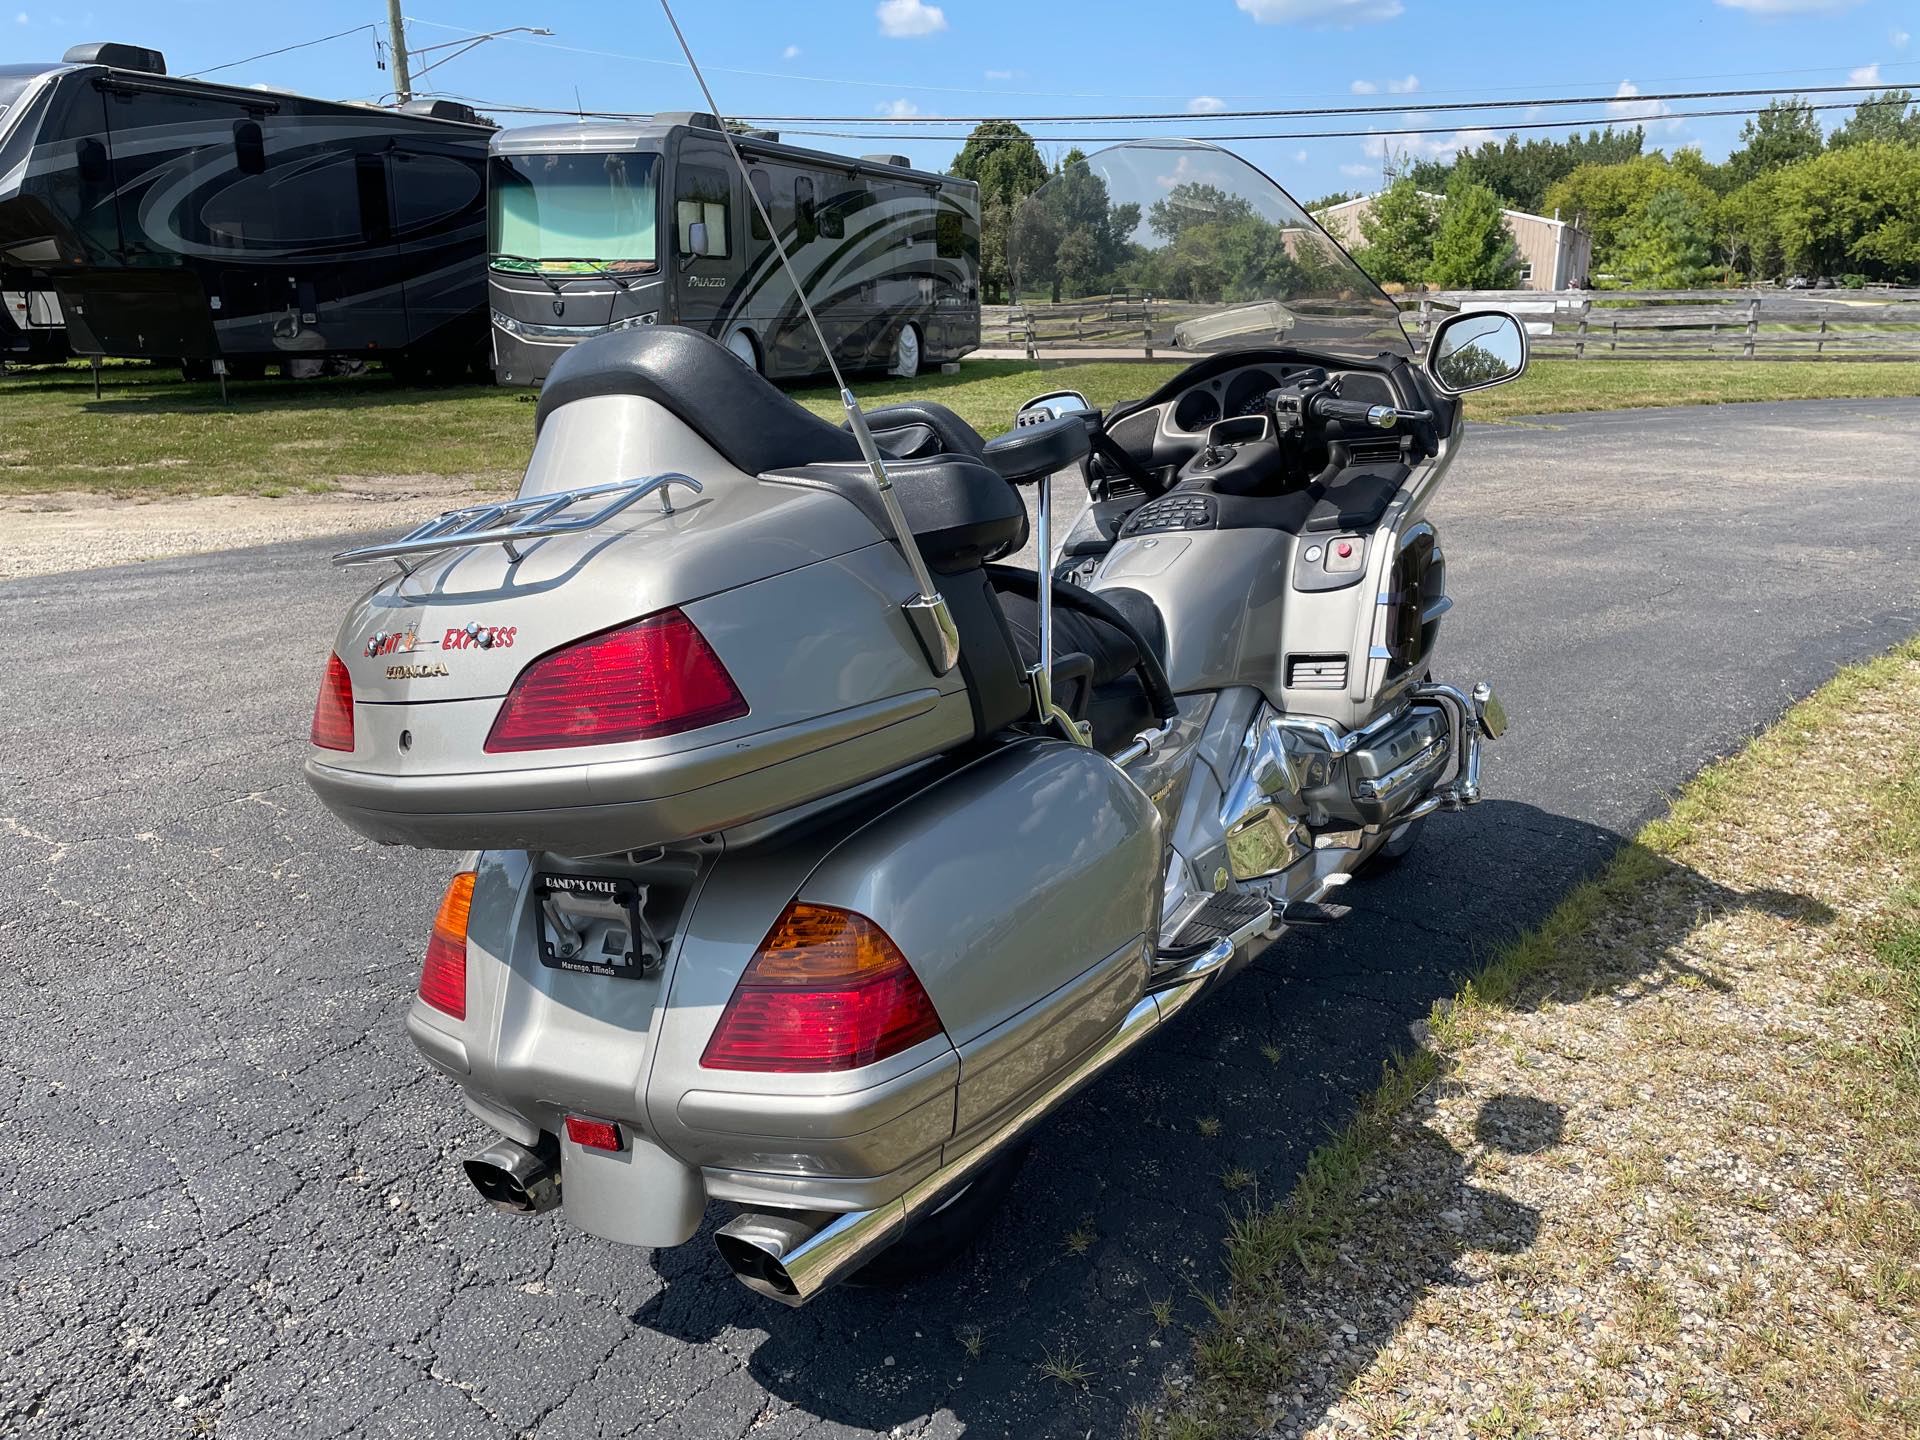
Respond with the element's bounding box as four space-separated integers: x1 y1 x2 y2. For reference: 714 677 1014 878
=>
1336 541 1354 558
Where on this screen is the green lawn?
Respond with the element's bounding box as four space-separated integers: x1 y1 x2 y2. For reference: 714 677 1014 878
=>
1 356 1914 497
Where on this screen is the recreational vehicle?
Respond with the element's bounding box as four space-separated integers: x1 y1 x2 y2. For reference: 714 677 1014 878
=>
0 43 495 378
488 115 980 385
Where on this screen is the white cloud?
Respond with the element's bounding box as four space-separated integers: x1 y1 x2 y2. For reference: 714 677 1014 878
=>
877 0 947 38
1189 95 1226 113
1237 0 1403 25
781 44 800 59
1714 0 1863 12
1607 79 1684 132
1362 123 1497 162
1340 162 1377 177
1292 148 1310 163
1350 79 1379 94
983 68 1020 81
875 98 921 118
1894 29 1911 48
1848 62 1880 83
1387 74 1419 93
13 10 26 22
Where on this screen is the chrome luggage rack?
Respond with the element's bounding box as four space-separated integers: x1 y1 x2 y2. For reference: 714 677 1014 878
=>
331 473 703 573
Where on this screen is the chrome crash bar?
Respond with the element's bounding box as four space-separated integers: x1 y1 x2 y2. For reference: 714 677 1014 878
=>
330 473 704 572
1397 680 1506 818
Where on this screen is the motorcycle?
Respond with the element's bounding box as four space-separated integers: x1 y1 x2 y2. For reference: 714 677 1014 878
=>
304 138 1527 1306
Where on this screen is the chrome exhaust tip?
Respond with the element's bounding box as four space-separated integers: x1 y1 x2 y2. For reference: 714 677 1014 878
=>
714 1205 908 1307
462 1136 560 1215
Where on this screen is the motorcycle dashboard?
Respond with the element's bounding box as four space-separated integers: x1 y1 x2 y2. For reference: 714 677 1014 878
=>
1156 360 1382 436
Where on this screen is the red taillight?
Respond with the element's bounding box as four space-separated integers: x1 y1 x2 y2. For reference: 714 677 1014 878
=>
310 653 354 751
419 871 475 1020
701 902 945 1073
564 1115 623 1152
485 608 748 753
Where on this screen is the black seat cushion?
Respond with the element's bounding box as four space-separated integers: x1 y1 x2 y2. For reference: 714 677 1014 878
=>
994 588 1140 689
535 326 862 473
765 458 1025 574
857 401 989 461
980 413 1091 485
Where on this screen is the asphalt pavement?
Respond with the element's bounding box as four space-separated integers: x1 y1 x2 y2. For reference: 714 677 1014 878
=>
2 397 1917 1439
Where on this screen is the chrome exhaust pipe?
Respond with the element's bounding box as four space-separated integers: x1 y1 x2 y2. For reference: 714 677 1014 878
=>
463 1136 561 1215
715 935 1236 1305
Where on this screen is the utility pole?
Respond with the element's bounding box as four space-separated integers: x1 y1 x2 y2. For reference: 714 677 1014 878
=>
387 0 412 104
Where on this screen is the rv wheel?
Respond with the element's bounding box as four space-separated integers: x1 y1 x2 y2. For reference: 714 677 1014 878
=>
890 323 921 380
724 329 762 374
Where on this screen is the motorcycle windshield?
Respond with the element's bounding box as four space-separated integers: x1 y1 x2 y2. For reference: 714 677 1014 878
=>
1006 140 1411 362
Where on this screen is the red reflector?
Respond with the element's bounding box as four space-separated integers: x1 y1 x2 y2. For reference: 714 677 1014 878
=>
310 653 354 751
419 871 475 1020
485 609 748 753
701 903 945 1073
564 1115 623 1152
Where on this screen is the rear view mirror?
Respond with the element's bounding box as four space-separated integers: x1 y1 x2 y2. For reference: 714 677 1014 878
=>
1018 389 1090 422
687 221 710 257
1425 310 1528 395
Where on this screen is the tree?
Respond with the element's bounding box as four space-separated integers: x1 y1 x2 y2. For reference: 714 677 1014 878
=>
1352 177 1437 285
1615 186 1718 288
1765 141 1920 281
947 121 1048 302
1543 154 1721 271
1408 126 1644 212
1426 175 1521 290
1828 89 1920 149
1724 98 1823 186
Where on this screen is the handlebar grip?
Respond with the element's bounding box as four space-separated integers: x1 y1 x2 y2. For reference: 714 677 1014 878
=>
1313 396 1399 428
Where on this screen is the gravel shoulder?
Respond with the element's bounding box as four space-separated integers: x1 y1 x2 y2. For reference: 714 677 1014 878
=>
0 476 510 580
1163 641 1920 1438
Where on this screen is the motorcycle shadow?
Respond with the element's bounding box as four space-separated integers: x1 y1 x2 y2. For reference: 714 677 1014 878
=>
629 797 1831 1438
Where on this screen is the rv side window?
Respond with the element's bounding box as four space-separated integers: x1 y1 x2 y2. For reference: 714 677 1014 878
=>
793 176 817 244
748 168 772 242
675 164 732 258
935 205 965 259
355 154 392 245
232 120 266 176
818 177 866 240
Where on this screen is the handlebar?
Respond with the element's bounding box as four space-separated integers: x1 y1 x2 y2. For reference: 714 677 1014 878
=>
1310 395 1433 429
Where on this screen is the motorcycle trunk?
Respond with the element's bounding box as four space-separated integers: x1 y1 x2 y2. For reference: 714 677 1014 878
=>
308 389 1164 1243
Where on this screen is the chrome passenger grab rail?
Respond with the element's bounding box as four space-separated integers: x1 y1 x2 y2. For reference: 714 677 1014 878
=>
331 474 704 572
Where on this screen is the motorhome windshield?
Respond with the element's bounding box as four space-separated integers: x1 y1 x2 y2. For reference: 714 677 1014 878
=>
0 66 42 120
489 151 659 275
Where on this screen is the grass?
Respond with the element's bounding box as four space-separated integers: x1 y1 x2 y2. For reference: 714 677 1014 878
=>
1 353 1914 498
1141 636 1920 1438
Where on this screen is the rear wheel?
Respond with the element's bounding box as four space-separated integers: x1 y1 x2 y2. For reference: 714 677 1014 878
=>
725 328 762 374
847 1138 1030 1286
1357 815 1426 876
890 322 921 380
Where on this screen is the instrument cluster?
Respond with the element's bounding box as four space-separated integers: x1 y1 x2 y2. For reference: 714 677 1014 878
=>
1163 363 1326 434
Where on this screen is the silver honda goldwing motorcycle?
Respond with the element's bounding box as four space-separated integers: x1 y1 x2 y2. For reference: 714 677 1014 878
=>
304 138 1526 1306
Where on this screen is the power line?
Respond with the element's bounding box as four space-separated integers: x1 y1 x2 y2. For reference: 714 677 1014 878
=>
428 95 1910 144
182 24 378 80
402 17 1918 106
736 82 1908 126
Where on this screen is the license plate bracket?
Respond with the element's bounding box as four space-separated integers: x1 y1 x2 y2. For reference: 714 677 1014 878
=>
533 872 660 980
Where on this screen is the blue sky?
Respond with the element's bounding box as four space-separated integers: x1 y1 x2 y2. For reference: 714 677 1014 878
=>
7 0 1915 202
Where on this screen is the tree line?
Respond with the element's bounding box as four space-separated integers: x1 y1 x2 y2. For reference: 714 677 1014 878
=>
948 92 1920 298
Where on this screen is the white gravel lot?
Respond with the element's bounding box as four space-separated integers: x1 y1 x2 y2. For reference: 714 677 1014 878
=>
0 475 511 580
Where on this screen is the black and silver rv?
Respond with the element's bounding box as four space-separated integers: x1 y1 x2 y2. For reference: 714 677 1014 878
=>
0 43 495 378
487 114 980 385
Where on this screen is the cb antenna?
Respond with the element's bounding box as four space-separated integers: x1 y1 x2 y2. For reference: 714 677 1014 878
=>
655 0 960 676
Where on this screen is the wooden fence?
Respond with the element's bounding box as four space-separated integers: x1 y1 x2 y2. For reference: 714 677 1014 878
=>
983 287 1920 361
